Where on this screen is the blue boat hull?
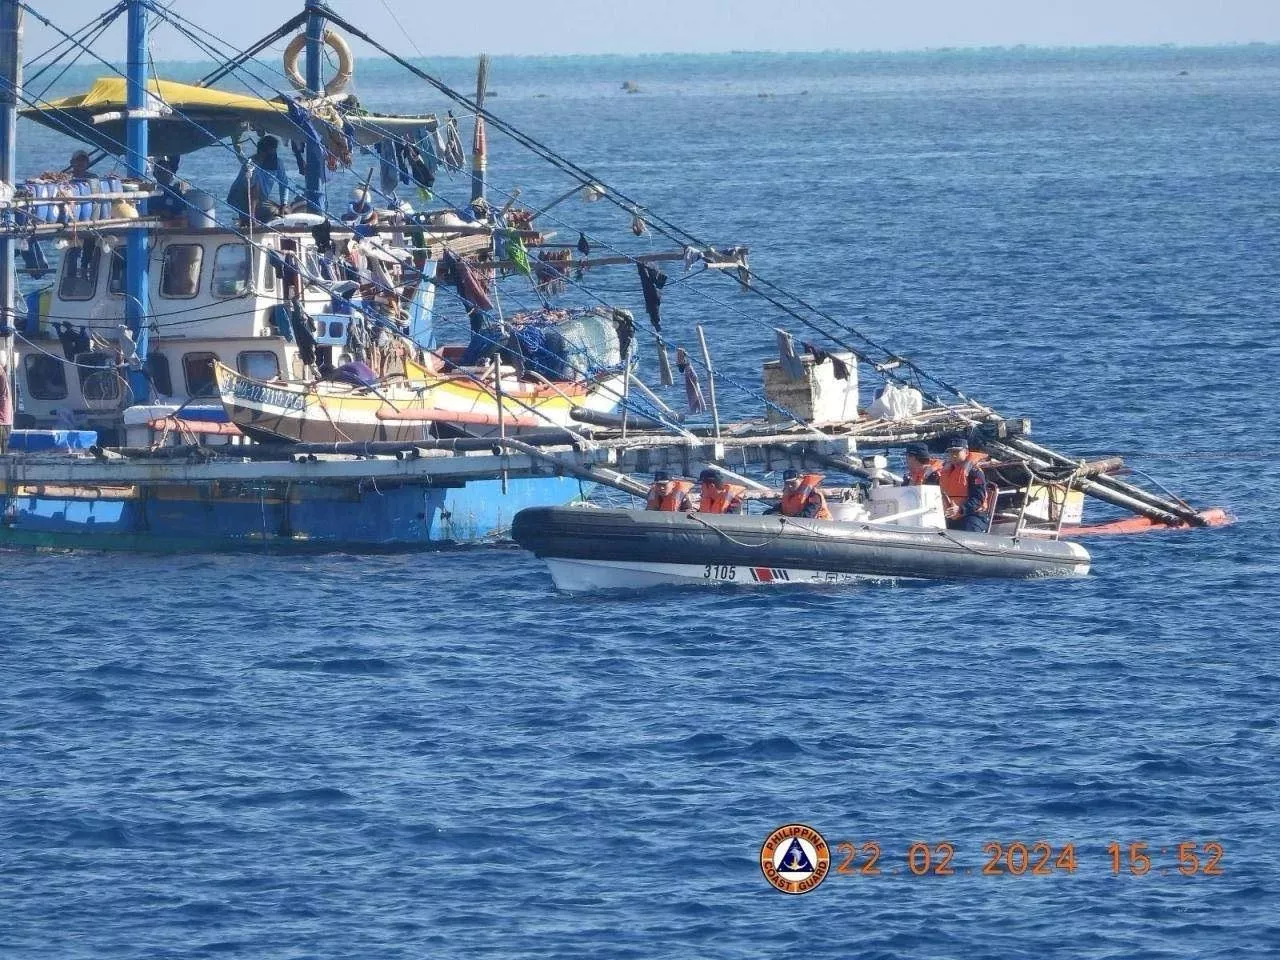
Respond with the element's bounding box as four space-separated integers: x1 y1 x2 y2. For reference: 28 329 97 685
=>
0 476 589 552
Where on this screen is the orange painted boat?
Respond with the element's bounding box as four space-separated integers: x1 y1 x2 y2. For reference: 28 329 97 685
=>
1060 507 1232 537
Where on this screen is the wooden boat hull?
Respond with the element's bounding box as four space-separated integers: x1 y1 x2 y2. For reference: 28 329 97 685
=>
511 507 1092 591
216 363 623 444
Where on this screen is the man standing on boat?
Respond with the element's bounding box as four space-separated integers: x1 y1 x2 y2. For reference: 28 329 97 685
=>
696 469 746 515
928 438 993 532
645 470 693 512
227 136 291 224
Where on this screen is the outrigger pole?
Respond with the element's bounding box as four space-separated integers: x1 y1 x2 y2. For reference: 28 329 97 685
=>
0 0 20 420
123 0 152 403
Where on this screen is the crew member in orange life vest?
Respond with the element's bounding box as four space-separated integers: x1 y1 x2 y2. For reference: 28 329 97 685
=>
902 443 943 486
646 470 693 512
696 468 745 515
767 468 832 520
926 437 992 532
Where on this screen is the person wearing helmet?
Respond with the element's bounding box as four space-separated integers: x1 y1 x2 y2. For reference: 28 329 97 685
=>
926 437 993 532
645 470 693 512
696 468 746 515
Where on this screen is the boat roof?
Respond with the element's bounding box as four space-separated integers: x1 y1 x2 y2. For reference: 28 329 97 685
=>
22 77 439 158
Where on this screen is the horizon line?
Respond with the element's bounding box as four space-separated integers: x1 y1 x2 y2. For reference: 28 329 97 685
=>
114 39 1280 67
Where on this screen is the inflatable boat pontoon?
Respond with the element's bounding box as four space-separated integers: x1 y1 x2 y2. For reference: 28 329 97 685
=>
511 506 1092 592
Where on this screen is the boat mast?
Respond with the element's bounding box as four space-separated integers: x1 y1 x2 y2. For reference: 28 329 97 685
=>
303 0 328 212
471 54 488 204
0 0 20 422
124 0 152 404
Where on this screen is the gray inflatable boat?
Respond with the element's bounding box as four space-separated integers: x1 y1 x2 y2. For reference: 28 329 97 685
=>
511 506 1091 591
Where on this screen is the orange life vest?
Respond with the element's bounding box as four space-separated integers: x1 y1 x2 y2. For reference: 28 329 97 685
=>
646 479 693 511
906 457 943 486
778 473 832 520
698 481 747 514
937 460 993 516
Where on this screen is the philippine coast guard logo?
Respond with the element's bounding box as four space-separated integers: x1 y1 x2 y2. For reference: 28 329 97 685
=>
760 823 830 894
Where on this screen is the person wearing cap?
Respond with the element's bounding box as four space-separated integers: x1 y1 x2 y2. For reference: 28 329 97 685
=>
645 470 693 512
768 468 832 519
926 437 993 532
902 442 942 486
696 468 746 515
227 135 291 223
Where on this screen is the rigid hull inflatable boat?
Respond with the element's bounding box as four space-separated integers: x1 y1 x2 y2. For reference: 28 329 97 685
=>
511 506 1092 592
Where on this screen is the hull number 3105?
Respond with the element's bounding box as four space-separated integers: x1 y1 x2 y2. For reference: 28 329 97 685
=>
703 564 737 580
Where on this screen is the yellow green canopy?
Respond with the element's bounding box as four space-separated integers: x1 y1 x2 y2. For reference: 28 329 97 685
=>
22 77 437 157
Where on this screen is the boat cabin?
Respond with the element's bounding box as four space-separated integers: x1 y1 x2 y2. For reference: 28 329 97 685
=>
13 224 346 439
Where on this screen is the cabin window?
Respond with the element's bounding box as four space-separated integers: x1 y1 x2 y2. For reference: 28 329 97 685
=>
144 353 174 397
183 351 219 397
76 352 122 402
212 243 252 298
237 350 280 380
160 243 204 299
258 250 277 294
23 353 68 400
58 237 101 300
108 247 125 294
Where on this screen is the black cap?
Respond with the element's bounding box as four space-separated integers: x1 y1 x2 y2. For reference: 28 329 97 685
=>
905 443 928 459
258 135 279 151
653 470 671 482
698 468 721 483
782 468 799 481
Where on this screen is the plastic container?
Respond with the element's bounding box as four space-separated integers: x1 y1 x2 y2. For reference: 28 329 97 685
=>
185 189 217 230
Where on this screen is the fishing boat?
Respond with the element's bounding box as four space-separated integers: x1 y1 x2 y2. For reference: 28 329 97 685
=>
0 0 1226 557
214 306 630 444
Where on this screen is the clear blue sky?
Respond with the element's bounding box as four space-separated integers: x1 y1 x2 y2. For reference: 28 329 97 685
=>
20 0 1280 58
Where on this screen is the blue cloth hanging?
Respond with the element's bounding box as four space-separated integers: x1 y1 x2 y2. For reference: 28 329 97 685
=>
376 140 399 196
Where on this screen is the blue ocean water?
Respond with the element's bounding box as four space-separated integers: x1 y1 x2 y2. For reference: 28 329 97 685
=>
4 41 1280 958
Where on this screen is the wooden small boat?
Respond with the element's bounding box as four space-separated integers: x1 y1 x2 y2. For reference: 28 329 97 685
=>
511 506 1092 591
215 361 624 444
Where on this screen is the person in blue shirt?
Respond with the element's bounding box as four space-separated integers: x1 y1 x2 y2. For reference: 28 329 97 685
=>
226 135 291 223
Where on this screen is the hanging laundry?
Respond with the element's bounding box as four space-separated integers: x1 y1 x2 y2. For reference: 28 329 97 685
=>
577 232 590 256
654 338 674 387
376 140 399 196
443 250 492 313
285 99 328 179
291 305 317 367
683 246 700 272
503 230 531 277
637 262 667 331
417 128 441 177
290 139 307 176
675 348 706 414
776 329 806 380
804 342 852 381
442 113 466 171
611 308 635 361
